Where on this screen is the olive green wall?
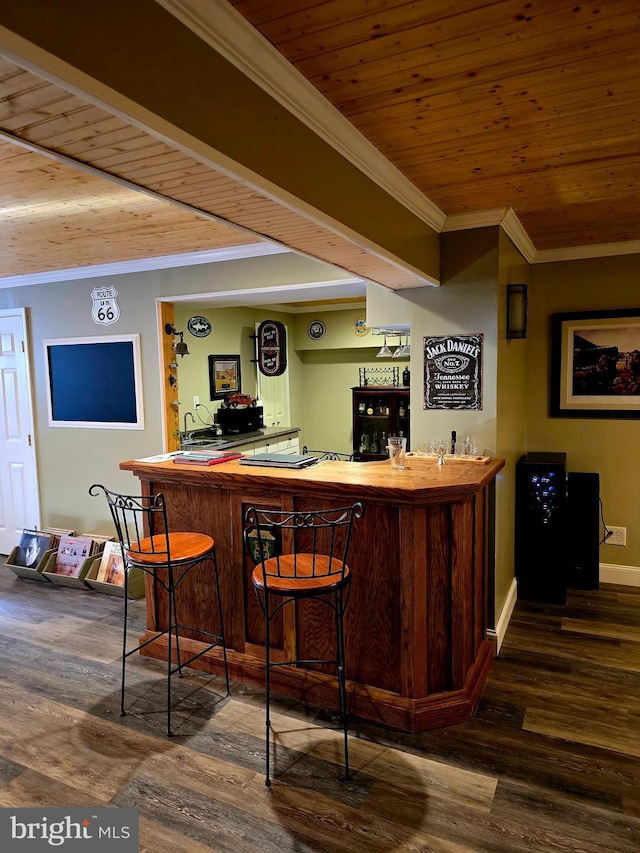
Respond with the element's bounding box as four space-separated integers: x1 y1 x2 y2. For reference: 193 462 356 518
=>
173 304 304 433
528 254 640 578
367 228 510 620
2 235 637 595
495 231 530 607
368 228 500 457
172 305 407 455
292 309 408 454
0 251 354 537
367 238 640 624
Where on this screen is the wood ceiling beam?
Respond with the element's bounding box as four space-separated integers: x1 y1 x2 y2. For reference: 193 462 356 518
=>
0 0 440 286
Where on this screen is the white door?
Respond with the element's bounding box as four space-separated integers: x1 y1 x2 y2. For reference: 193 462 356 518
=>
0 309 40 554
255 322 290 428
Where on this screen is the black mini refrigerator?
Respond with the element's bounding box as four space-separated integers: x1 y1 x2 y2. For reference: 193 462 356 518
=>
515 452 568 604
515 453 600 604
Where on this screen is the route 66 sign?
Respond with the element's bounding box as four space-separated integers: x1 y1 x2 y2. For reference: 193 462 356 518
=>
91 286 120 326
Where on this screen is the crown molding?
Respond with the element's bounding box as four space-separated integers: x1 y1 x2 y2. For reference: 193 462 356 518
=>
533 240 640 264
441 208 511 232
500 208 537 263
157 0 446 233
0 243 288 289
443 208 536 263
436 207 640 264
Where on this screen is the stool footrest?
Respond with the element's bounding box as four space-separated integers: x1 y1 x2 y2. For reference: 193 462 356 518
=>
168 641 226 676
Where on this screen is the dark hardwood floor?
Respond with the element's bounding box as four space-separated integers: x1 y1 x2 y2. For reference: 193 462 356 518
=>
0 566 638 852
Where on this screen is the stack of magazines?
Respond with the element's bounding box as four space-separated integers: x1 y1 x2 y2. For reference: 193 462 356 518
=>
173 450 242 466
95 541 125 585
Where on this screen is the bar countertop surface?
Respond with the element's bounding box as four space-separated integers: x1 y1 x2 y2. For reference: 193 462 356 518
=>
120 454 505 505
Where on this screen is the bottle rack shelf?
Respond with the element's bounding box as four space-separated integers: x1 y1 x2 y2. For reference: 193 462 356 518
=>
352 386 410 460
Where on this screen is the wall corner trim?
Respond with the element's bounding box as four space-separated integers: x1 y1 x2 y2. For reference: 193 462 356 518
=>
487 578 518 654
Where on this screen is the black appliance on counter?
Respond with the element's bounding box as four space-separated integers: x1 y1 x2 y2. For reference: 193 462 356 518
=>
215 405 264 435
515 452 600 604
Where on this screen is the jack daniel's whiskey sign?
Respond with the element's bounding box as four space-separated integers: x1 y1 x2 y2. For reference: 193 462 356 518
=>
423 334 483 410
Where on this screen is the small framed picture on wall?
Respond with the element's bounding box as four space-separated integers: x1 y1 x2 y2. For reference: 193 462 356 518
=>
209 354 241 399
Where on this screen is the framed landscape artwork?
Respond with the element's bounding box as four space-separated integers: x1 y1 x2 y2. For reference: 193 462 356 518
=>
550 308 640 419
209 354 241 400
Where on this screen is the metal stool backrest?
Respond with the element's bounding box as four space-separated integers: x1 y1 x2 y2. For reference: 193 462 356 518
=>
244 502 363 584
89 484 170 564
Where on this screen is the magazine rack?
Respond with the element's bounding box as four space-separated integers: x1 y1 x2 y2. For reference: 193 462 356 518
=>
41 550 93 588
84 553 145 599
4 547 55 582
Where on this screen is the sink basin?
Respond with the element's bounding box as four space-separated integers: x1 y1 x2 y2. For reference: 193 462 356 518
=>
180 437 228 449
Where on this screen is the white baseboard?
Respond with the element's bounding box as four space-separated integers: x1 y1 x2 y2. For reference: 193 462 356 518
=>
487 566 639 655
599 562 640 587
487 578 518 654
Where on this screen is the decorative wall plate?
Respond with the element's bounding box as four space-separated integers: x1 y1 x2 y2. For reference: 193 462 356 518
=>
353 316 369 336
187 315 211 337
308 320 326 340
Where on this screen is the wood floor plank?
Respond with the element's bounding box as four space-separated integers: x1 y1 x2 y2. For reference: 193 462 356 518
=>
523 706 640 759
139 816 226 853
0 610 124 662
0 766 109 808
214 697 498 812
490 778 640 853
561 616 640 643
0 569 639 852
503 625 640 672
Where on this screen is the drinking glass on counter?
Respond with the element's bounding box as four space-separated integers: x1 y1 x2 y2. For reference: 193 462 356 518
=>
388 435 407 469
425 437 477 456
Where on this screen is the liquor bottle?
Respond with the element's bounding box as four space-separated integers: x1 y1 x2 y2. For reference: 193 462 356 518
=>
402 367 410 386
398 401 406 417
358 399 366 414
366 400 374 415
370 432 379 454
381 431 387 451
376 398 384 415
359 434 368 454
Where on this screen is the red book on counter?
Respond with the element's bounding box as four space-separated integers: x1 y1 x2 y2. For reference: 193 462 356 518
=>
173 451 242 466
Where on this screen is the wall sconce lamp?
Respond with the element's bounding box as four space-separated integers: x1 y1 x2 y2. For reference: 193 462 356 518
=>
506 284 528 339
164 323 190 357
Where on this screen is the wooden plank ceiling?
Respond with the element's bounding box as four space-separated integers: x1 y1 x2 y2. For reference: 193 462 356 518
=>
0 55 425 288
228 0 640 251
0 0 638 285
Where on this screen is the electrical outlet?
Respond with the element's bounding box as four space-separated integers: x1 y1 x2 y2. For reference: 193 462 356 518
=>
605 526 627 546
193 396 199 408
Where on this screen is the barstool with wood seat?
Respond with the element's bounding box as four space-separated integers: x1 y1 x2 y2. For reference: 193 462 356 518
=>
244 501 364 785
89 484 230 736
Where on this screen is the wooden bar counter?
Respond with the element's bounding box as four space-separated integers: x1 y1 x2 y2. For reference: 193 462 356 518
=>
120 453 504 732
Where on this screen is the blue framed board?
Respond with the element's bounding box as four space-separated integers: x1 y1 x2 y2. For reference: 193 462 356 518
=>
44 335 144 429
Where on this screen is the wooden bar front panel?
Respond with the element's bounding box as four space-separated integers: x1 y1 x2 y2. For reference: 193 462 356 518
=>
122 456 503 732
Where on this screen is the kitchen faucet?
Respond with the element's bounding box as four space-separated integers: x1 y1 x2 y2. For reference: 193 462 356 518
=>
183 411 195 436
